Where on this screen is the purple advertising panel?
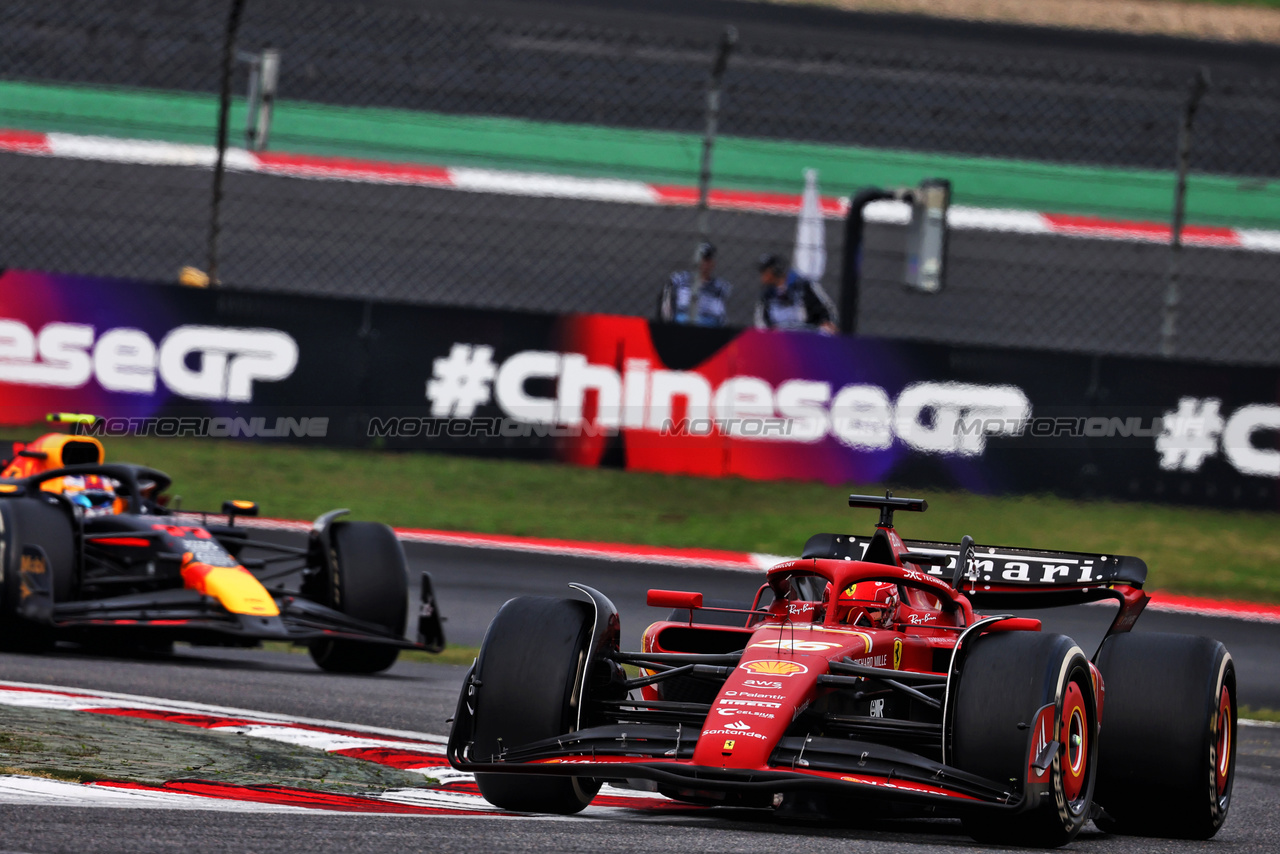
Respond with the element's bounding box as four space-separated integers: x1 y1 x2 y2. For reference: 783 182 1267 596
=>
1 270 1277 508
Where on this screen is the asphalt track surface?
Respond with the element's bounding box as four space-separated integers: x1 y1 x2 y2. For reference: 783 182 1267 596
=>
3 151 1276 365
1 536 1278 853
7 0 1279 173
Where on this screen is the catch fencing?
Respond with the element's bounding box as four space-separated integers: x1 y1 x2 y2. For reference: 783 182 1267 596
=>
1 0 1278 364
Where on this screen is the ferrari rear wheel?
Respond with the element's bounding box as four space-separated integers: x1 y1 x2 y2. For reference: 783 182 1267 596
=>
470 596 600 814
952 631 1098 848
1093 632 1236 839
307 521 408 674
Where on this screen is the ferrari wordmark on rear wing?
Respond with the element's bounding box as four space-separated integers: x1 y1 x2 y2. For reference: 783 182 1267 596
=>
802 533 1147 591
902 539 1147 589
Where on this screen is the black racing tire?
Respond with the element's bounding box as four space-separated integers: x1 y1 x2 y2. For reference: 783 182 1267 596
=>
0 498 77 650
952 631 1098 848
307 521 408 674
1093 632 1236 840
471 596 600 814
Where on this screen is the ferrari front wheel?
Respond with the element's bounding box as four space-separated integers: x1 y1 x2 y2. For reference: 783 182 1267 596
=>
952 631 1099 848
470 596 600 814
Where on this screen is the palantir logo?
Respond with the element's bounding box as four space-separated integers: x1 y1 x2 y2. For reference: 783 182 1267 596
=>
0 319 298 402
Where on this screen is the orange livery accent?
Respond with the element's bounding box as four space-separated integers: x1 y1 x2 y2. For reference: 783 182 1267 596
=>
180 556 279 617
2 433 104 480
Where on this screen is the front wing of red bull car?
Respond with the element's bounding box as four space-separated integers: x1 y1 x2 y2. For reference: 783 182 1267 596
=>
448 494 1236 847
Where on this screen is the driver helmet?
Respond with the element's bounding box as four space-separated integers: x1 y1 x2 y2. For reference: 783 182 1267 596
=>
837 581 900 628
60 474 121 517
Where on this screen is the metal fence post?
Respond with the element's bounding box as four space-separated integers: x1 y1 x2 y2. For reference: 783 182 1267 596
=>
696 26 737 245
1161 67 1210 358
839 187 894 335
207 0 248 286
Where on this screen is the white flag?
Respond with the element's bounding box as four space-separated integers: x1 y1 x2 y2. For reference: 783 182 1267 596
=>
793 168 826 282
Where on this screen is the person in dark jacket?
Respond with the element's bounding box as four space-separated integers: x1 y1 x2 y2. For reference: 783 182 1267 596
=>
659 242 732 327
753 253 838 333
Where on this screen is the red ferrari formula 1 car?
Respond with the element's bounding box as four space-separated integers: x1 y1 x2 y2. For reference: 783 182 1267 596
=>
448 494 1235 846
0 415 444 672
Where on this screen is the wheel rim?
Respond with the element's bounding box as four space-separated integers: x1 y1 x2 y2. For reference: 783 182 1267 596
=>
1215 684 1232 800
1060 679 1088 804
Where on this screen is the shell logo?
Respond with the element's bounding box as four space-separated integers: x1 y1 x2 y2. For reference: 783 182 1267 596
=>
741 660 809 677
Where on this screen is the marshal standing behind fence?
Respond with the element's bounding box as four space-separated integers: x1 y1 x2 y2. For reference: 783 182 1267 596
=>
658 242 732 327
753 253 838 334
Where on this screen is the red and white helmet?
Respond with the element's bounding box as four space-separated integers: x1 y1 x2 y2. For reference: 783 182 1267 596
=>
837 581 900 628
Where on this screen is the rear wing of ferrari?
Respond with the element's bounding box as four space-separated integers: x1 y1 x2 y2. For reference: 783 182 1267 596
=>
903 538 1145 606
802 532 1147 609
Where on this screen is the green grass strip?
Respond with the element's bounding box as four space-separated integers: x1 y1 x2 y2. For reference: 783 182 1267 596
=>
1239 705 1280 722
68 435 1280 605
2 79 1277 228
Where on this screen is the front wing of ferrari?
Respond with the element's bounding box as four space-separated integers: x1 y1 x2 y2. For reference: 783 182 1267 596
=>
448 703 1026 812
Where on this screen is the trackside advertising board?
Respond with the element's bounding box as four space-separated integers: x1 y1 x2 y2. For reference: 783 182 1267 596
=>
1 269 1277 508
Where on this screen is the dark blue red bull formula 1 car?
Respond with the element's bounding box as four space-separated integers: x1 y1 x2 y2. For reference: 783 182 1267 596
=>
449 494 1234 847
0 415 444 672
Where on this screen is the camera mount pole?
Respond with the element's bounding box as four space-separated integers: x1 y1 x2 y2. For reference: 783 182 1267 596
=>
1161 67 1210 359
207 0 248 286
695 26 737 247
839 187 895 335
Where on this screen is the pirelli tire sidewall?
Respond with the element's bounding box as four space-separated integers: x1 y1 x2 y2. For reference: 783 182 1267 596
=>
952 631 1098 847
306 520 409 674
470 596 600 814
0 498 76 613
1094 632 1237 839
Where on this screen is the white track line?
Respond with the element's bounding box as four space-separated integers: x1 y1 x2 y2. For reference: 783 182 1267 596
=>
0 776 315 813
3 128 1274 251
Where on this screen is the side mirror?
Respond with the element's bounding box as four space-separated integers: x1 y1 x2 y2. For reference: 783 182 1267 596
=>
646 589 703 610
222 500 259 525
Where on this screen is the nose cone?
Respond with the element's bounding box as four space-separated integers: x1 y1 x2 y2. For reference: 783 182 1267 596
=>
692 656 823 769
182 561 280 617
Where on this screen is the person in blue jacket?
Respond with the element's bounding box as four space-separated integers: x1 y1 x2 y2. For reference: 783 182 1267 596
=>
658 242 732 327
753 253 838 334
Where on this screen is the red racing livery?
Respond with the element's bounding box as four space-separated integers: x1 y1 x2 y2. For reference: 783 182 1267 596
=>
449 493 1235 847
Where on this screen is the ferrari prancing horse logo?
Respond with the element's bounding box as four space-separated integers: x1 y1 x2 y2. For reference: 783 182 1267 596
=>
893 638 903 670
